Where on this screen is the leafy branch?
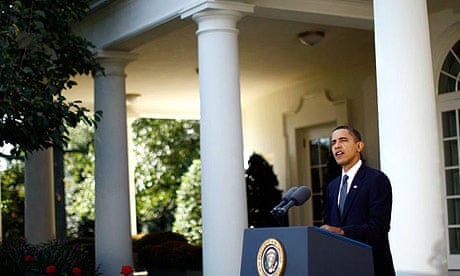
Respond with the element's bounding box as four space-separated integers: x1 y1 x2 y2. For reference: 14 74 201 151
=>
0 0 103 157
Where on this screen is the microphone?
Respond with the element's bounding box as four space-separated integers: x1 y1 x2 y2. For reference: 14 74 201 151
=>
271 186 311 217
270 186 299 211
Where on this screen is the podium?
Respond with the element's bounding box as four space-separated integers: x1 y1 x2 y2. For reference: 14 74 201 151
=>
240 226 374 276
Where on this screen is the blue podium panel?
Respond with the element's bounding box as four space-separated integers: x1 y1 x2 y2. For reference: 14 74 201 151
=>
240 226 374 276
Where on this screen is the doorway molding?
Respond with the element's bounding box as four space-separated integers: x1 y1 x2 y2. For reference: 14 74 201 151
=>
283 90 348 225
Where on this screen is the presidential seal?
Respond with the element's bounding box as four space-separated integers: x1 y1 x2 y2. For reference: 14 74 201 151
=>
256 238 286 276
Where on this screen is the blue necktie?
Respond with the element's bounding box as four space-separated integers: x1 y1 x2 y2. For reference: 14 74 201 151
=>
339 175 349 216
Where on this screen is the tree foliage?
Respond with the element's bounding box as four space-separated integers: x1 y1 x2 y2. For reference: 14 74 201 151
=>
64 122 96 238
2 118 201 238
1 158 25 239
0 0 102 157
173 159 202 245
246 153 286 227
1 122 96 239
132 118 200 232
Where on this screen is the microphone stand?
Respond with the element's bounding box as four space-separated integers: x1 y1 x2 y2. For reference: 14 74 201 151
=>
270 208 288 226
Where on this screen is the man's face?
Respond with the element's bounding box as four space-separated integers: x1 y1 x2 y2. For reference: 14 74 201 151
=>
330 129 363 171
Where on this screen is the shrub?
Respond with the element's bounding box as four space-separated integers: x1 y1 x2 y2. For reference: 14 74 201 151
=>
133 231 202 271
0 238 99 275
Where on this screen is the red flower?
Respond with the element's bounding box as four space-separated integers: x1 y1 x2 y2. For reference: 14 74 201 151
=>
72 267 82 276
120 265 133 275
46 265 57 276
24 255 34 262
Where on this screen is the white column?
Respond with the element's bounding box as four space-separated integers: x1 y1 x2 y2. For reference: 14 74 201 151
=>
94 51 136 276
182 2 253 275
25 148 55 244
374 0 447 274
127 117 138 235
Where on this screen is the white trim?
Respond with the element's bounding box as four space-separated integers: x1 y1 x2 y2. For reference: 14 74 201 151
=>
180 0 254 19
437 38 460 269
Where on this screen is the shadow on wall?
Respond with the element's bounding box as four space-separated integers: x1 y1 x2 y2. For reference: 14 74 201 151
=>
429 236 448 275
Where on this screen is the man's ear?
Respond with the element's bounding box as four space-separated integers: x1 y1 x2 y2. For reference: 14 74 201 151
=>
357 141 364 152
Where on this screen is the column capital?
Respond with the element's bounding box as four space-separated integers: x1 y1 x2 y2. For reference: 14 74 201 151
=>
180 0 254 20
96 50 138 76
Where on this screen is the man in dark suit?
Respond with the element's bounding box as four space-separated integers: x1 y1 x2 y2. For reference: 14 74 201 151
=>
321 126 395 276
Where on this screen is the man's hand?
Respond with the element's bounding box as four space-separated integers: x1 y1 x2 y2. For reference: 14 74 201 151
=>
320 224 345 235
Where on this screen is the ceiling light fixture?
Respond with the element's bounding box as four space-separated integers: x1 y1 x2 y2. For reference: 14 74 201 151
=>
298 31 325 46
126 93 141 104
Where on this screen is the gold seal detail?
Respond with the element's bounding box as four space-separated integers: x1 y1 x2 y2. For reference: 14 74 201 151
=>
256 238 286 276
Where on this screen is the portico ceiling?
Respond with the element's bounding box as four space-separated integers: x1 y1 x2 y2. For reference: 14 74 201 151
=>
67 0 460 119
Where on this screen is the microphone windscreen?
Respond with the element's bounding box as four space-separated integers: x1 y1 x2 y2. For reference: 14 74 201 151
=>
282 186 298 200
292 186 311 205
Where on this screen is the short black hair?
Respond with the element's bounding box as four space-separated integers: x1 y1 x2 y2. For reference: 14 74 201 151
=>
332 125 362 142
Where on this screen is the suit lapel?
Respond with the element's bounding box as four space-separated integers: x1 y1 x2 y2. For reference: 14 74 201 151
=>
341 165 366 221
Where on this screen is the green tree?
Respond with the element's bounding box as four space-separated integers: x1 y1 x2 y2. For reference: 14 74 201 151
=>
2 118 201 238
64 123 95 237
132 118 200 232
1 122 96 239
1 158 25 239
0 0 102 157
173 159 202 245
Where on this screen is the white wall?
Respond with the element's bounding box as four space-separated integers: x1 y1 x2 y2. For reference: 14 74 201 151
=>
242 43 379 192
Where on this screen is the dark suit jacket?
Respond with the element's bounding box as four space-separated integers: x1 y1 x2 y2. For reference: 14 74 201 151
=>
323 164 395 276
